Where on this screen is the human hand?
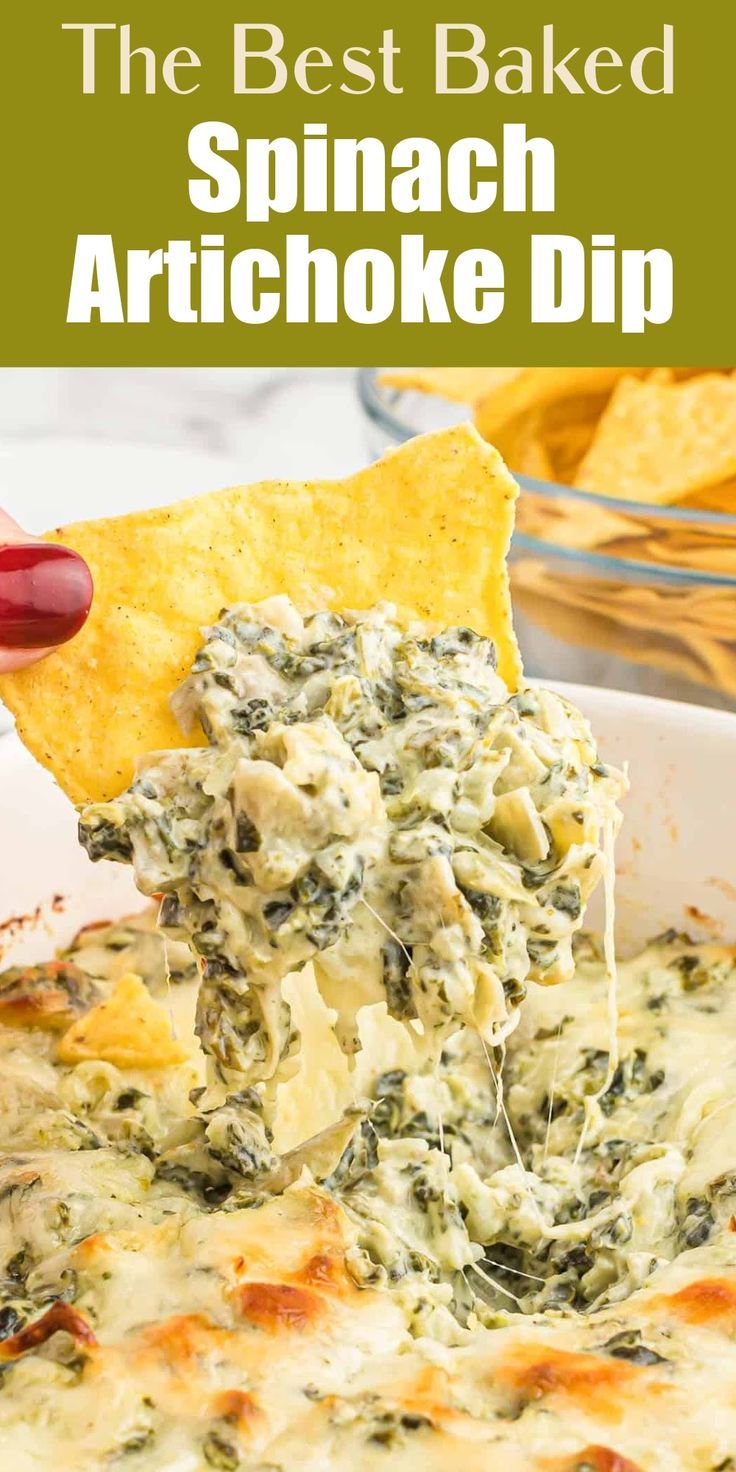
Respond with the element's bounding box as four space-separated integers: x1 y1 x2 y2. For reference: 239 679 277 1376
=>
0 510 93 673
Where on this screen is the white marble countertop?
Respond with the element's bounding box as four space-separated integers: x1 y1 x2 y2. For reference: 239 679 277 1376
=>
0 369 372 523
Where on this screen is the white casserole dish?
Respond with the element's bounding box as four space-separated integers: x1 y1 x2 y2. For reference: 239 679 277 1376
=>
1 684 734 969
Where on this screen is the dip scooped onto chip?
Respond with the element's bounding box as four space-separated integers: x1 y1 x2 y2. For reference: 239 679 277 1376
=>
79 599 624 1099
0 424 624 1128
0 423 522 804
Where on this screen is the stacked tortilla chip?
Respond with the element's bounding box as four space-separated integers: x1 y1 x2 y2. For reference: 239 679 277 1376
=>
382 368 736 700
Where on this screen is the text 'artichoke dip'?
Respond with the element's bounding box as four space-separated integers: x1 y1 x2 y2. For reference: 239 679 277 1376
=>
79 599 624 1118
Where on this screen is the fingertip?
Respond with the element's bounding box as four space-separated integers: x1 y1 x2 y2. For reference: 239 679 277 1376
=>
0 645 56 675
0 543 93 653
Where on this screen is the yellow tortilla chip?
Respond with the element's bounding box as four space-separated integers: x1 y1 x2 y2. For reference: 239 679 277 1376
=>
575 374 736 504
382 368 709 422
512 429 556 482
536 416 599 486
681 480 736 515
477 373 651 492
607 527 736 577
512 560 736 696
473 368 645 443
516 491 645 552
379 367 520 405
0 425 521 804
57 972 189 1069
381 369 727 501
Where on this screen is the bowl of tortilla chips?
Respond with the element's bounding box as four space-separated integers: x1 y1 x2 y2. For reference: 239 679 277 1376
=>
361 368 736 711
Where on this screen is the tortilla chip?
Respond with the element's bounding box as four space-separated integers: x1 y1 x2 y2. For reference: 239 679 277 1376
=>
379 367 520 405
516 492 645 552
513 430 556 482
381 369 726 500
536 415 600 486
512 560 736 696
475 373 653 493
0 425 521 804
575 374 736 504
681 480 736 515
473 368 646 443
606 527 736 577
57 972 189 1069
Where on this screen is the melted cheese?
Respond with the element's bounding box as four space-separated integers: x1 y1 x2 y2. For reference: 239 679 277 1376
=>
0 913 736 1469
78 601 623 1118
5 604 736 1469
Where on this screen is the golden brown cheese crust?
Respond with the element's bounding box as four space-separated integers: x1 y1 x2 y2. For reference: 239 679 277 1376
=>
496 1343 664 1419
543 1450 645 1472
0 960 99 1030
650 1275 736 1328
0 1302 97 1362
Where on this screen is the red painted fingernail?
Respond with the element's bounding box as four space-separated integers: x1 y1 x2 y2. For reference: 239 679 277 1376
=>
0 544 93 650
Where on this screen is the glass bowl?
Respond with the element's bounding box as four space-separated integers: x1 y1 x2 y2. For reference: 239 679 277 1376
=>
357 369 736 713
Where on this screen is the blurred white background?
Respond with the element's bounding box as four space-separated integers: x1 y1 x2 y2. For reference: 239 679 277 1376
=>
0 369 368 530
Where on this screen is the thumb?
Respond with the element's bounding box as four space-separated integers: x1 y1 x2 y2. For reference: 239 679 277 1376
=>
0 511 93 674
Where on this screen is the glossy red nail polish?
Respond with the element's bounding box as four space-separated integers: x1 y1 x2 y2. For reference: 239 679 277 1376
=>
0 544 93 650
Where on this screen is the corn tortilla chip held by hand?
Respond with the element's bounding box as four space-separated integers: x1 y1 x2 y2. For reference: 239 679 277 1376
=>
0 425 521 804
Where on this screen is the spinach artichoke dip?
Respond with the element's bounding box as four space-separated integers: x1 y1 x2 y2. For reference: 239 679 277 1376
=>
3 602 736 1471
79 599 623 1104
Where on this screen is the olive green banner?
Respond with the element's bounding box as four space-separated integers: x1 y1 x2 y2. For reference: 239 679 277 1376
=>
2 1 732 364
